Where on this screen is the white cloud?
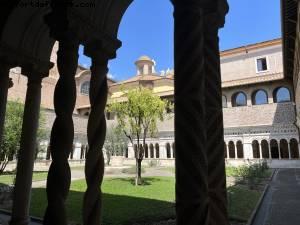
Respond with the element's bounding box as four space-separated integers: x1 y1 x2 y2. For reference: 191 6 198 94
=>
107 73 115 79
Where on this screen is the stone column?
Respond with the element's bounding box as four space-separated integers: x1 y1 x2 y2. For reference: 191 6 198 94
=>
225 143 229 159
43 40 79 225
259 143 263 159
234 143 238 159
82 48 112 225
0 64 10 145
268 141 272 159
288 142 291 159
173 2 208 224
278 140 282 160
204 2 229 224
10 72 44 225
172 1 229 224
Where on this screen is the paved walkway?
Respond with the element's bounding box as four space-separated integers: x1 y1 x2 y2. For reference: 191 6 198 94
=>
252 169 300 225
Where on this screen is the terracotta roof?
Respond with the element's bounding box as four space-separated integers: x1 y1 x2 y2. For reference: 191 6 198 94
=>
111 74 173 86
220 38 282 57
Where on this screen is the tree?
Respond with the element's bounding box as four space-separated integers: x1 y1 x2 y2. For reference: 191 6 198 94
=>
108 87 170 185
0 100 47 173
104 124 128 166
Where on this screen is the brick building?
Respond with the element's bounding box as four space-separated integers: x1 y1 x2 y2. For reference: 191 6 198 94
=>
7 39 300 166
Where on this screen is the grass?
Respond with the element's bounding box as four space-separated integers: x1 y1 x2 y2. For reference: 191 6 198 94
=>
28 177 262 225
0 171 48 185
228 186 261 221
226 166 272 178
30 177 175 225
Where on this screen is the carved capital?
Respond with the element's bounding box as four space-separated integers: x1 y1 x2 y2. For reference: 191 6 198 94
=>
172 0 229 28
84 39 120 62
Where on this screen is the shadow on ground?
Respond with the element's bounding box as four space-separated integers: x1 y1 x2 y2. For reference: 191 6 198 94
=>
30 178 175 225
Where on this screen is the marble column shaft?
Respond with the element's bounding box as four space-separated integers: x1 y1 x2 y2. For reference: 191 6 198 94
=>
204 11 229 225
43 40 79 225
10 74 43 225
173 3 208 225
83 52 109 225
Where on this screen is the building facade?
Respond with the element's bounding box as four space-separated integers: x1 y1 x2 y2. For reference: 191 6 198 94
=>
6 39 300 166
106 39 300 167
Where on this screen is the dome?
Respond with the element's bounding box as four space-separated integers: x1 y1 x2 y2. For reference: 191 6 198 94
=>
137 55 152 61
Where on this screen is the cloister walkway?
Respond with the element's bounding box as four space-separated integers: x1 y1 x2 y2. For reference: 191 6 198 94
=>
252 169 300 225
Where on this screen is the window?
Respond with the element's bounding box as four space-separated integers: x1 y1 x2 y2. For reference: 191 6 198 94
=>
252 90 268 105
273 87 291 103
256 57 268 72
232 92 247 107
80 81 90 95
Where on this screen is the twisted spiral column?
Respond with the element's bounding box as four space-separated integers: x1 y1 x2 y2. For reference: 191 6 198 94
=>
43 40 79 225
204 12 230 225
10 73 44 225
83 53 109 225
173 3 209 225
0 64 10 145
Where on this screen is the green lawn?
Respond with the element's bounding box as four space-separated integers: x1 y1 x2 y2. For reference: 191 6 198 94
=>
228 186 261 221
29 177 261 225
0 172 48 185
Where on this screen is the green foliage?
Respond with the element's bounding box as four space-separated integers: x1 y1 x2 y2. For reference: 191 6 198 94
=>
104 125 128 165
108 88 168 145
0 100 47 173
227 161 271 189
108 88 170 185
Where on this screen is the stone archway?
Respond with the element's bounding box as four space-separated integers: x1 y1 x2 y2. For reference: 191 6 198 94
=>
236 141 244 158
228 141 235 158
261 140 270 159
252 140 260 158
280 139 289 159
0 1 230 224
290 138 299 159
270 139 280 159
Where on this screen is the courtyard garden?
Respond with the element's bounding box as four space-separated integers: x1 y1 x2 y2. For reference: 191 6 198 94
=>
0 162 272 225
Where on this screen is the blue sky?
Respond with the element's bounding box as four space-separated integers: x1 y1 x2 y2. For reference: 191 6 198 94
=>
79 0 281 81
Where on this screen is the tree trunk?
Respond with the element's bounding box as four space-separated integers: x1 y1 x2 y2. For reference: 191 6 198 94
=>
135 159 142 185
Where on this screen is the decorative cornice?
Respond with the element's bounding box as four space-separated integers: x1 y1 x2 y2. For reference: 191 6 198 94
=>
222 73 284 88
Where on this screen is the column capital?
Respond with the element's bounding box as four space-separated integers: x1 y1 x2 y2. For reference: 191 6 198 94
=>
84 39 120 63
172 0 229 28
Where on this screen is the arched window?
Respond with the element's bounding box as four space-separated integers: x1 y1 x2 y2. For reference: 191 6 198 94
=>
228 141 235 158
144 144 149 158
252 140 260 158
273 87 291 103
232 92 247 107
261 140 269 159
270 139 279 159
150 144 154 158
290 139 299 159
166 143 171 158
81 81 90 95
236 141 244 158
155 143 160 158
280 139 289 159
252 90 268 105
222 95 227 108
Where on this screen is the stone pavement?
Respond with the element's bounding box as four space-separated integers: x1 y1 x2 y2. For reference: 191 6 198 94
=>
252 169 300 225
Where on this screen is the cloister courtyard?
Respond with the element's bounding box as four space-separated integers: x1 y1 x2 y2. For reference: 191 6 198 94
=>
0 163 270 225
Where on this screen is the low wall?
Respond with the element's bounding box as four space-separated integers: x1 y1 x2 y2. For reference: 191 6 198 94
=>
226 159 300 168
123 158 175 167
